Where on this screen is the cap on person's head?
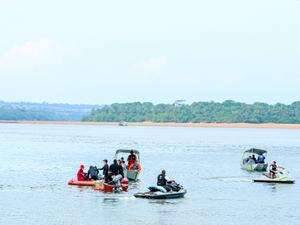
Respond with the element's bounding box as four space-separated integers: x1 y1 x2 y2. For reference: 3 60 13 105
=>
162 169 166 174
103 159 108 163
130 150 134 154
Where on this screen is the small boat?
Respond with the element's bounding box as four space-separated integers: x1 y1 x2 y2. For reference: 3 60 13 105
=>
94 178 129 192
253 168 295 184
118 121 128 126
68 179 97 186
134 186 187 199
115 149 142 181
241 148 268 172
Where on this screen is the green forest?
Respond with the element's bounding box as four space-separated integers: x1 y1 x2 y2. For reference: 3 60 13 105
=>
83 101 300 124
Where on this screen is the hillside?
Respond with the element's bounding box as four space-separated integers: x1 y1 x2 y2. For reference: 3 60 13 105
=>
0 101 100 121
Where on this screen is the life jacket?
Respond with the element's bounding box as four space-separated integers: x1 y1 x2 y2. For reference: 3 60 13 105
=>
128 163 142 172
127 154 137 168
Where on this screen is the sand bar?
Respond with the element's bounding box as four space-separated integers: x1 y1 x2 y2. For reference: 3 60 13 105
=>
1 120 300 129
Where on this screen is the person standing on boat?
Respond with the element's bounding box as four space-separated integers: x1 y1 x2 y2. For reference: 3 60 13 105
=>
99 159 109 178
109 159 119 176
127 150 137 169
117 159 124 178
269 161 284 179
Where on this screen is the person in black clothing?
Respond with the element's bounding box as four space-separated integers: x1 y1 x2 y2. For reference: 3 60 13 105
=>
109 159 119 176
87 166 99 180
157 170 168 186
157 169 173 192
99 159 109 178
157 170 181 192
117 159 124 178
104 171 113 184
121 157 125 164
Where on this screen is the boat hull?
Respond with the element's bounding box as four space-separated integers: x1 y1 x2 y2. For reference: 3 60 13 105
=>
253 179 295 184
241 163 268 172
68 179 96 186
134 189 187 199
127 170 140 181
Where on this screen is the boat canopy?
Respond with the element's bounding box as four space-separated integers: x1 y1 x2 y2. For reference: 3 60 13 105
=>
244 148 267 155
115 149 140 158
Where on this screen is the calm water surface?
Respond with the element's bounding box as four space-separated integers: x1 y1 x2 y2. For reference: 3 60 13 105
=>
0 124 300 225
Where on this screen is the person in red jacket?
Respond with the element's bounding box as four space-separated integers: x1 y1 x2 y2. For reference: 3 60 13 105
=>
77 164 86 181
127 150 137 169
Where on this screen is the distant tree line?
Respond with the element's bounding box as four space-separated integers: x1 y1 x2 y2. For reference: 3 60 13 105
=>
83 101 300 124
0 101 101 121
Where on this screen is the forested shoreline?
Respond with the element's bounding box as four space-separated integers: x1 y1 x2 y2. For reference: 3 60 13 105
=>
83 101 300 124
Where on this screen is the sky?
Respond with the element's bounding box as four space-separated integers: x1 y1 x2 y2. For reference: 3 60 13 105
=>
0 0 299 105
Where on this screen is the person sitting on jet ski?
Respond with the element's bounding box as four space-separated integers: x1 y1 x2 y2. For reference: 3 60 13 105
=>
157 170 173 192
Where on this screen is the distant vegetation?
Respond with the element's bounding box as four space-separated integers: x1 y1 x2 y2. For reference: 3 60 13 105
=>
0 101 100 121
83 101 300 124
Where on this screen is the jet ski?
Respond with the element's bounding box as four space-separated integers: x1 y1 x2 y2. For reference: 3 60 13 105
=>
253 168 295 184
134 184 187 199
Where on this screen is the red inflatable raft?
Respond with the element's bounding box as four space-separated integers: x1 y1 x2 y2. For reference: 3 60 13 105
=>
94 178 129 192
68 179 96 187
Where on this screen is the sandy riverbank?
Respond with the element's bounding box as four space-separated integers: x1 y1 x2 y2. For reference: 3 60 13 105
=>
1 120 300 129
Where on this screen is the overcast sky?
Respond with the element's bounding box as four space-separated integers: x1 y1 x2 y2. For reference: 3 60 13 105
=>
0 0 299 104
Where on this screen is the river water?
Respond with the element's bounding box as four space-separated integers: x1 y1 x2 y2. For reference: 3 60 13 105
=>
0 123 299 225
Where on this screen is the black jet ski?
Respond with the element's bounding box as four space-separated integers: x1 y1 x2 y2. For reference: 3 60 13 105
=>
134 184 187 199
